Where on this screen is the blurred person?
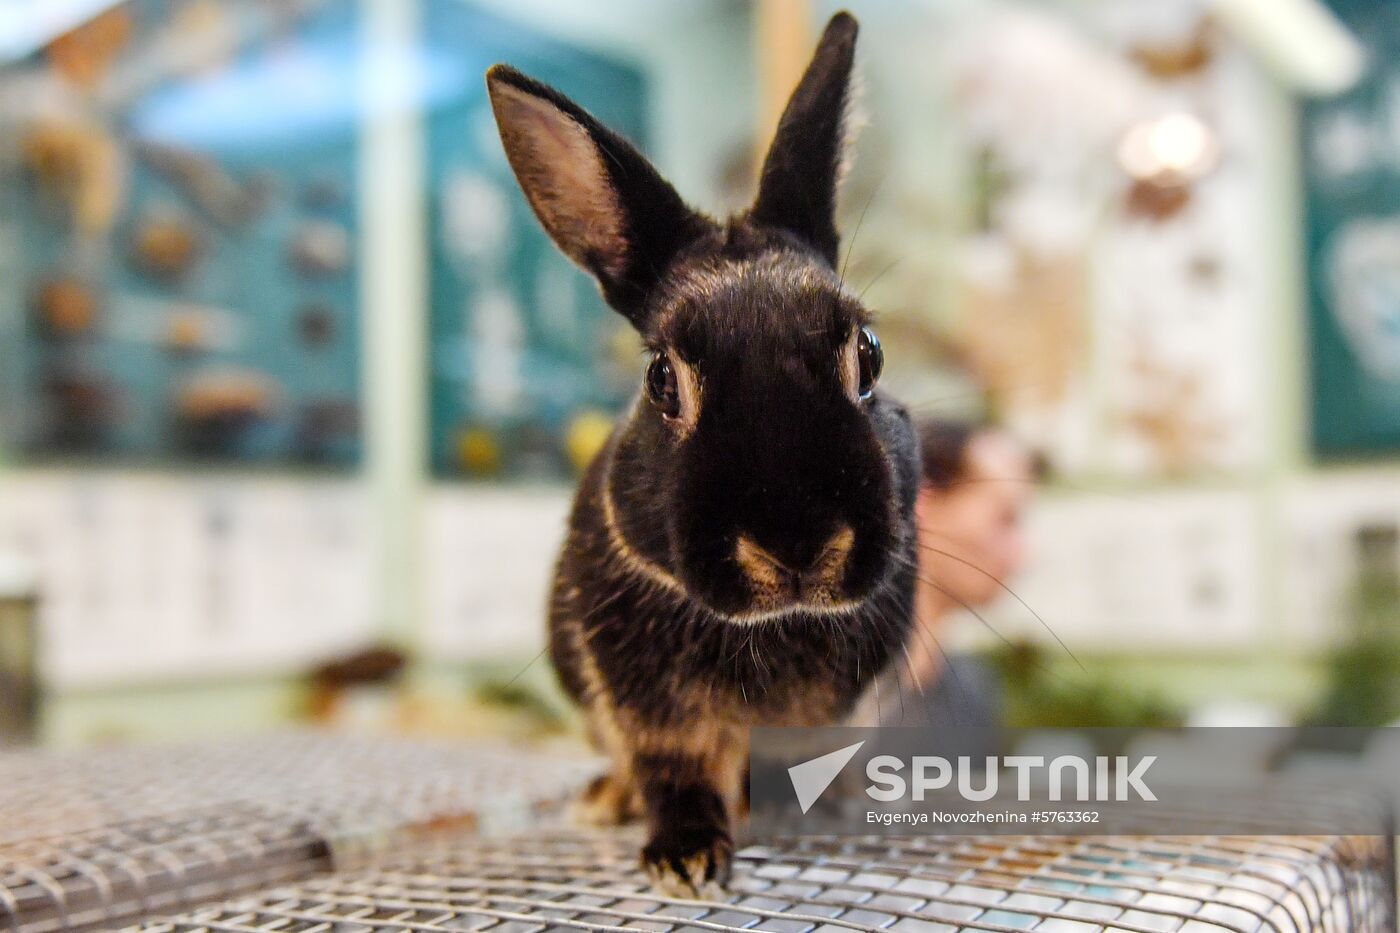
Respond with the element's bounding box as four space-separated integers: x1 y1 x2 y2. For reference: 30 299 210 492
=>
852 418 1035 728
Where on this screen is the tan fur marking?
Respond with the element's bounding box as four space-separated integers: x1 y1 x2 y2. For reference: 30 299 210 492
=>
812 524 855 589
670 355 703 439
839 325 861 400
598 432 688 595
577 643 625 752
734 535 786 595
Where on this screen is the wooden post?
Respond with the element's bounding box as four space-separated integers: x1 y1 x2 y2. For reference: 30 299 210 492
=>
754 0 813 167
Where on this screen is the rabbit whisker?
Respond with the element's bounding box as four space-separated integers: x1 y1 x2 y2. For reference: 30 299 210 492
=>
876 548 974 716
839 173 886 290
858 255 904 301
911 535 1083 672
878 541 1064 679
503 577 632 686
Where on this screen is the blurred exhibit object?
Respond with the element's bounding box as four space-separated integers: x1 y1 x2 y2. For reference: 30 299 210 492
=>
0 0 363 467
948 1 1275 477
0 472 376 690
0 550 39 744
943 5 1138 468
816 0 1298 479
1302 0 1400 456
305 643 405 727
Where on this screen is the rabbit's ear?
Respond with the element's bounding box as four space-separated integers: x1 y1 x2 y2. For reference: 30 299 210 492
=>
750 12 859 266
486 65 710 326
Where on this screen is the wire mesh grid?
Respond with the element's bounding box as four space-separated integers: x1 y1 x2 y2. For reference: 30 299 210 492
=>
130 828 1395 933
1 806 327 933
0 734 598 933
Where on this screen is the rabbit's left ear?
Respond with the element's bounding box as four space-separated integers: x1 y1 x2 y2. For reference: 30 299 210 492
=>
750 11 859 267
486 64 712 327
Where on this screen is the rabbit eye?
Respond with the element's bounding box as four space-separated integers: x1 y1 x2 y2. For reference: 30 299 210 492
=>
646 352 681 419
857 326 883 399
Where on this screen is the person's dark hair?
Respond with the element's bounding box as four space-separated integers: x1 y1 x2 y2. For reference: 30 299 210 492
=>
917 418 978 490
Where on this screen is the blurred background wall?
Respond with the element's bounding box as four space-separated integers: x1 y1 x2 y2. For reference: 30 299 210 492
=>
0 0 1397 746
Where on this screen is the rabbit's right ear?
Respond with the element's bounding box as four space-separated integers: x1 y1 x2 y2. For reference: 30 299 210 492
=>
750 12 859 267
486 65 711 327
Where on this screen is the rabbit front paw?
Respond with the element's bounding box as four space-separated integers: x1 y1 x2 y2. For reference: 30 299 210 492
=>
641 823 733 898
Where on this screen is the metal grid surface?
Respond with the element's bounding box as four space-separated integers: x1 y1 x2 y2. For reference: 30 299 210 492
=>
131 829 1395 933
0 734 597 933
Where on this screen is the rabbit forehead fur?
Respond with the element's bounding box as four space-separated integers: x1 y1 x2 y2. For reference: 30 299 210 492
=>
651 247 868 372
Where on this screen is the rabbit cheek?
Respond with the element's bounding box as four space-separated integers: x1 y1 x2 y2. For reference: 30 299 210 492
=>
841 503 898 599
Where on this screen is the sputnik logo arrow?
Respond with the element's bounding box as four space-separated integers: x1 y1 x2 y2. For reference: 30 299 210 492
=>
788 741 865 813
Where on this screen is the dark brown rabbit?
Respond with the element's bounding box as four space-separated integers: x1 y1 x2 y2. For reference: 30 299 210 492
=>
486 11 919 895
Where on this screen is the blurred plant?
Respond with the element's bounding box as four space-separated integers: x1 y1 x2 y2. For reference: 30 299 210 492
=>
992 641 1184 729
1308 524 1400 727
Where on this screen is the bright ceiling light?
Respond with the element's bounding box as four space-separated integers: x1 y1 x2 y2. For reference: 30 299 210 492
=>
1118 112 1219 182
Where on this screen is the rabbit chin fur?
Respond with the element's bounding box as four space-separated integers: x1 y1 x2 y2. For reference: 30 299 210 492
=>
487 10 920 896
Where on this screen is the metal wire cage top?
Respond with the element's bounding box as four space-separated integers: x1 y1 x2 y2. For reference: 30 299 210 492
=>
0 733 598 933
131 828 1395 933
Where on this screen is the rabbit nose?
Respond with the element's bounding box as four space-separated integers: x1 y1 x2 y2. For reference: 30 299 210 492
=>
734 525 855 605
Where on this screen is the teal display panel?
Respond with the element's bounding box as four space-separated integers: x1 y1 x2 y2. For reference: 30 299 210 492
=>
1303 0 1400 457
0 0 362 467
424 1 648 479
